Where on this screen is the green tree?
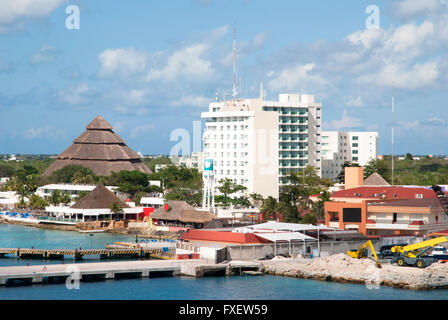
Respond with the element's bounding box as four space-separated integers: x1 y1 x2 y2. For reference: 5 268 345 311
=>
405 153 414 160
279 165 332 223
216 178 247 206
110 202 124 221
60 192 72 206
0 163 15 177
260 196 280 221
76 191 89 201
51 165 96 184
164 187 202 207
49 190 61 206
28 194 48 210
143 156 172 172
249 193 264 208
363 159 390 182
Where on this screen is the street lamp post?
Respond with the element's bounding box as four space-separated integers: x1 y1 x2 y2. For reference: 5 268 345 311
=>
317 226 320 257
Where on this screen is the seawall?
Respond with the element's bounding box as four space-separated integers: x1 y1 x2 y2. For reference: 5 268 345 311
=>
260 254 448 290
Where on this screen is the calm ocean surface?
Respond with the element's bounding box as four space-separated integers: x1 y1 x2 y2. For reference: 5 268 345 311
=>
1 223 448 300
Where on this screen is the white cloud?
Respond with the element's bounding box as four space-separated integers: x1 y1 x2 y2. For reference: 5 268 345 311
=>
98 48 147 77
392 0 443 20
325 110 362 130
220 31 269 67
146 44 213 82
58 83 91 105
356 61 439 90
121 88 148 106
113 105 149 116
22 125 64 139
345 96 365 107
267 63 328 92
130 124 155 138
170 95 210 108
30 44 56 64
0 0 66 32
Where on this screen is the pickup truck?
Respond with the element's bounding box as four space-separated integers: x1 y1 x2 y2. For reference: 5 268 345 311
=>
428 246 448 261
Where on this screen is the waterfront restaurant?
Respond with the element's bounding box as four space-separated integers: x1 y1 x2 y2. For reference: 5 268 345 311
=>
150 200 216 229
44 185 143 222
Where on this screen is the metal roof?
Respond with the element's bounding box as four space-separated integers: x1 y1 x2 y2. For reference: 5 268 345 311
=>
254 232 316 242
239 221 333 233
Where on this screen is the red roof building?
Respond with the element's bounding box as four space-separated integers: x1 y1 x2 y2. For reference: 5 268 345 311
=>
181 229 272 245
330 186 437 202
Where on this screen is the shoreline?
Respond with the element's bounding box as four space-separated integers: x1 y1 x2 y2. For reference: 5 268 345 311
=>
2 219 447 291
259 254 448 291
0 218 179 240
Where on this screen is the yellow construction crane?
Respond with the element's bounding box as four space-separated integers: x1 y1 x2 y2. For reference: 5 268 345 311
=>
390 236 448 268
347 240 382 268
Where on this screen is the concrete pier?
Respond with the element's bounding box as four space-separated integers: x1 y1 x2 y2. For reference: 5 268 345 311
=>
0 259 263 286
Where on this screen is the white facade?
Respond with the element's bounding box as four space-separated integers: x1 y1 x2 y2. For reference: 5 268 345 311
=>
0 191 21 209
201 93 322 198
35 184 118 198
170 152 204 172
321 131 378 180
140 195 164 209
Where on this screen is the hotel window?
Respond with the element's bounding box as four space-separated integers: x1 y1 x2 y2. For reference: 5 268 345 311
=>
352 157 358 161
352 136 359 140
352 143 358 147
353 150 358 154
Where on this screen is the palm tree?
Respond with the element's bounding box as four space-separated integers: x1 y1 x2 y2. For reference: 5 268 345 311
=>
49 190 61 206
110 202 123 221
260 196 280 221
60 192 72 206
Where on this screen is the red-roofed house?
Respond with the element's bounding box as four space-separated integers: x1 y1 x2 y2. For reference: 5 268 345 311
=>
181 229 272 244
323 167 448 236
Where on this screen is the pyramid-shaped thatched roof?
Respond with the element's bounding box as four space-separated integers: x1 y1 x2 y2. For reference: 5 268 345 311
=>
151 200 216 224
43 116 152 176
364 172 390 186
71 184 130 210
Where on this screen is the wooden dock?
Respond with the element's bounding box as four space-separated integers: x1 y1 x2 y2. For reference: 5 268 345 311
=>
0 260 263 286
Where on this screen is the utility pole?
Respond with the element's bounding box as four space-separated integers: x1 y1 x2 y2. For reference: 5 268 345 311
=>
232 25 237 100
392 82 395 186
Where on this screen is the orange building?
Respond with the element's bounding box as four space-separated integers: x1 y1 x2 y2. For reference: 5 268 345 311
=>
324 166 448 236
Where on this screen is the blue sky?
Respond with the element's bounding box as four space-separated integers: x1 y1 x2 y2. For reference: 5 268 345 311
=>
0 0 447 156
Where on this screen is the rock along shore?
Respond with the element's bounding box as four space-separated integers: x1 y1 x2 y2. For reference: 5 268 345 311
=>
260 253 448 290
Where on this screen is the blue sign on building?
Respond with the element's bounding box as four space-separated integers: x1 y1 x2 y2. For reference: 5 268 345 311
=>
204 159 213 171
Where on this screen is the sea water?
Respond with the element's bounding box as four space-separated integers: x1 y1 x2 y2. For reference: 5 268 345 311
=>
1 223 448 300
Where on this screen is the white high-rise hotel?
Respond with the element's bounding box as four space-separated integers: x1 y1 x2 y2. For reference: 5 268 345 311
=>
201 93 322 198
321 131 378 181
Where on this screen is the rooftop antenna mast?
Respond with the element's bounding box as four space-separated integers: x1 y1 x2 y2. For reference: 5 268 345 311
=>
392 81 395 186
232 25 238 100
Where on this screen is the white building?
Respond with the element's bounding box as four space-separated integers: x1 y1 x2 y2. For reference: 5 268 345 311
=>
0 191 21 210
170 152 204 172
201 93 322 198
140 195 164 209
35 184 118 199
321 131 378 181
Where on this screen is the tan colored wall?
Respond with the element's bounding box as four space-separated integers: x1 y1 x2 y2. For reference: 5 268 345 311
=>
345 167 363 189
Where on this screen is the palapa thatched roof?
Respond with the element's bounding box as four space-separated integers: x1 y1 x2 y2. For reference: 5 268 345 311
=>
151 200 216 224
363 172 390 186
43 116 151 176
70 184 130 210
